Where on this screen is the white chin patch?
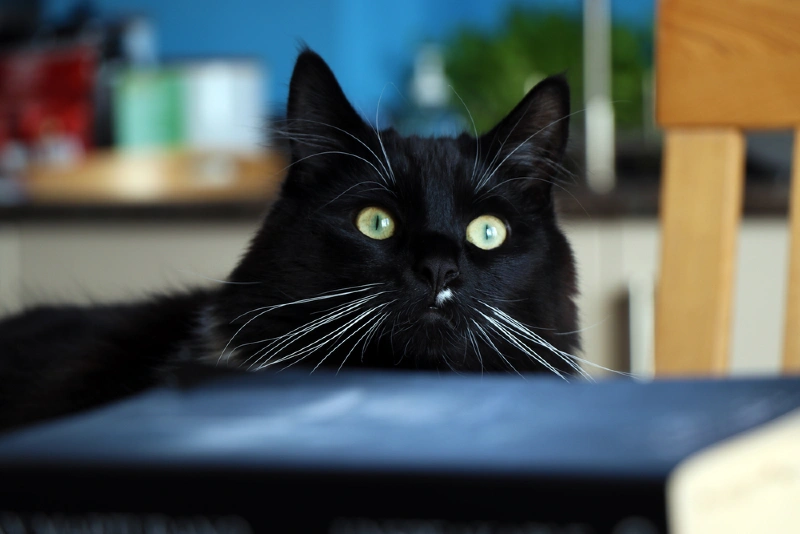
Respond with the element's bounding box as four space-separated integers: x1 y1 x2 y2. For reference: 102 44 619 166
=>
435 288 454 307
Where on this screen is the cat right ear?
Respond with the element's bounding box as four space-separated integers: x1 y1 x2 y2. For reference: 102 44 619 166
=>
478 75 571 186
284 49 368 163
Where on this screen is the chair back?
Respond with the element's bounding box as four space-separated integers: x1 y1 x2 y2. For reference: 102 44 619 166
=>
655 0 800 374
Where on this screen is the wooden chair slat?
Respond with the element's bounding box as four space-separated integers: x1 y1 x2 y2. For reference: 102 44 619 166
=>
655 129 746 375
782 131 800 372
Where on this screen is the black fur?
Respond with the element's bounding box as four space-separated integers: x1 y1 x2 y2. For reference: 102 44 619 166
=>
0 49 579 431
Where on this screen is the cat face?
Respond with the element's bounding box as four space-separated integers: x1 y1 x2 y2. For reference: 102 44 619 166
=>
211 50 579 376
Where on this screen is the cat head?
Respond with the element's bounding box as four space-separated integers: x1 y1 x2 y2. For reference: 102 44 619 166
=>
211 49 579 376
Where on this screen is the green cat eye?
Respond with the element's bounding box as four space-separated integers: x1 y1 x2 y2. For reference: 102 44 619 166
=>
356 207 396 240
466 215 507 250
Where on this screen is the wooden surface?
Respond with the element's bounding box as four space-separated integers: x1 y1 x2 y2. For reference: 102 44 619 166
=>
657 0 800 128
783 131 800 372
655 129 745 376
22 150 287 205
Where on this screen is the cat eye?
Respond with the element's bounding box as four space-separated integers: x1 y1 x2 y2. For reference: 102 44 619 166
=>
466 215 507 250
355 207 396 240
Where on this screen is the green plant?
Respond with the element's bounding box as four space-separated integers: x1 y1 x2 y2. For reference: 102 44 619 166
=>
443 8 650 133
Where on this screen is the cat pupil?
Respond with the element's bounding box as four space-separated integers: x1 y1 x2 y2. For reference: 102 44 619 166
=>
375 216 381 231
485 225 496 241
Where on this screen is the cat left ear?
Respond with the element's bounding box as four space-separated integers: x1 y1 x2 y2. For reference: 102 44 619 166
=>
284 49 368 162
479 75 570 181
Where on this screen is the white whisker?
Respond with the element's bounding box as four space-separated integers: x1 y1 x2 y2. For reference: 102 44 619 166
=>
269 302 391 372
219 283 383 365
478 175 590 217
479 301 632 379
317 181 396 212
448 85 480 183
477 302 585 379
466 327 484 375
231 283 382 322
339 311 391 373
268 148 390 190
176 270 261 285
474 101 534 190
374 85 396 183
477 109 584 192
478 311 568 380
243 292 390 369
235 294 378 365
361 310 394 363
280 118 393 184
471 320 523 378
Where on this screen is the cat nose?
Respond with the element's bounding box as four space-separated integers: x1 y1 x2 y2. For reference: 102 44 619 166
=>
416 256 459 295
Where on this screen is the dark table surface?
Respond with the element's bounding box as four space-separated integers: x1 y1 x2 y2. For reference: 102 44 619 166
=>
1 368 798 480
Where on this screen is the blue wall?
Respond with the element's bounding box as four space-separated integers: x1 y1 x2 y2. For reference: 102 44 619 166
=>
45 0 653 117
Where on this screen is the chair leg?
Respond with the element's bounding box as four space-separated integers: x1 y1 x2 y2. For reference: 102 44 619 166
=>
655 128 745 376
782 130 800 373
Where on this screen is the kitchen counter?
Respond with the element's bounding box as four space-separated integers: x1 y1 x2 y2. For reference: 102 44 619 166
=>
0 149 790 221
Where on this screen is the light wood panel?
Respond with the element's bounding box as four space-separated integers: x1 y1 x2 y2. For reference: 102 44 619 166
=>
783 131 800 372
657 0 800 128
23 150 287 204
668 408 800 533
655 129 745 375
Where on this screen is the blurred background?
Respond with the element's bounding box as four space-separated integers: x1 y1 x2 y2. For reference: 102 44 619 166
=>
0 0 791 376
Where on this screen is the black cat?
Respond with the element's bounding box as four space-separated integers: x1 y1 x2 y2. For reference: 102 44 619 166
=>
0 49 579 431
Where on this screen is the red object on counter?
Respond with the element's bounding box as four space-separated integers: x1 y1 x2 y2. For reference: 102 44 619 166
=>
0 45 96 154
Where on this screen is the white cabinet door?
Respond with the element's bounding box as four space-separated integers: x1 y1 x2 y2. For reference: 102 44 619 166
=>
0 225 21 317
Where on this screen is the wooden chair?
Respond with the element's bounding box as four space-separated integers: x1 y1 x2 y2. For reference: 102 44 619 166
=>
655 0 800 375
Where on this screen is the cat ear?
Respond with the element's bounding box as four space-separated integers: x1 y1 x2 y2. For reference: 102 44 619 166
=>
479 75 570 185
284 49 368 162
